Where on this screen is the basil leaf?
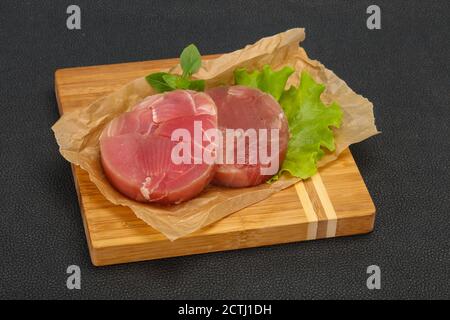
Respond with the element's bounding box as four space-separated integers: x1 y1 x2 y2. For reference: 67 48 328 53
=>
145 44 205 93
180 44 201 78
162 74 192 90
188 79 205 92
176 77 191 89
145 72 173 92
161 74 178 89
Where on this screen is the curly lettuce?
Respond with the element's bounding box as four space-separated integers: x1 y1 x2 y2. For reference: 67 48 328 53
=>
234 65 294 100
234 66 343 180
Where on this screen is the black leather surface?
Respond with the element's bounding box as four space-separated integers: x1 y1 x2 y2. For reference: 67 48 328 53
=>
0 0 449 299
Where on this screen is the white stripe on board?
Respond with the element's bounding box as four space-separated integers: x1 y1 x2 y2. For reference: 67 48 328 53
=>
311 174 337 237
295 181 318 240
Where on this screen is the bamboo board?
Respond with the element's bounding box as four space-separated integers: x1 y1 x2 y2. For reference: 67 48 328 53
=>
55 54 376 266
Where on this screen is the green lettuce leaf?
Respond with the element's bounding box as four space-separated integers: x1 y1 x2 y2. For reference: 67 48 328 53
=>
234 65 294 100
275 72 342 180
274 72 342 179
235 66 343 181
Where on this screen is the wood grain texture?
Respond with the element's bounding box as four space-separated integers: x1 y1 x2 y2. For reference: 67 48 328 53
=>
55 55 376 266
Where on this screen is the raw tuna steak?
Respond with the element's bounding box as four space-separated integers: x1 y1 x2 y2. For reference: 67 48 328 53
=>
100 90 217 204
206 86 289 187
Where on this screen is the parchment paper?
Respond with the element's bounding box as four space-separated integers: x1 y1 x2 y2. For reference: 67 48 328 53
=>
52 28 378 240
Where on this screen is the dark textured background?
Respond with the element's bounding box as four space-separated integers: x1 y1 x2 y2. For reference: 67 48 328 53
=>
0 0 449 300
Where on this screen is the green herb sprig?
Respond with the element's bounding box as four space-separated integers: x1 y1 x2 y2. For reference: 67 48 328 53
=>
145 44 205 92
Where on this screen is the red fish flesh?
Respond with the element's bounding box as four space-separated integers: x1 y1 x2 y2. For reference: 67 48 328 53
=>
100 90 217 204
206 86 289 187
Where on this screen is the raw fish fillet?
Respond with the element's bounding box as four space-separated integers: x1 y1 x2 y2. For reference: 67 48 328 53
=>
206 86 289 187
100 90 218 204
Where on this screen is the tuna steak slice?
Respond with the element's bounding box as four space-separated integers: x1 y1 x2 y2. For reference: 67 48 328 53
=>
206 86 289 187
100 90 217 204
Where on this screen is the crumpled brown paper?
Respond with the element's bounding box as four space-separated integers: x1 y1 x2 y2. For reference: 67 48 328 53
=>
52 28 378 240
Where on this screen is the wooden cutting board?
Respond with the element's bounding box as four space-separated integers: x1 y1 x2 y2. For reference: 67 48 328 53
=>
55 54 376 266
